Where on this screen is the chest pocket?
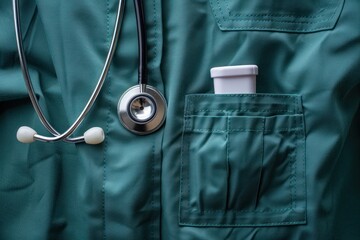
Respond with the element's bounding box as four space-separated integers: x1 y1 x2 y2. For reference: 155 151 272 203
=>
179 94 306 227
209 0 344 32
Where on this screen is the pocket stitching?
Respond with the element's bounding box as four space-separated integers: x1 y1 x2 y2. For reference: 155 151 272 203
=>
210 0 344 32
224 0 341 21
180 94 307 226
188 94 302 115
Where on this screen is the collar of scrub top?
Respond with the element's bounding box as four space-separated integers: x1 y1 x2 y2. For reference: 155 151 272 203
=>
13 0 158 145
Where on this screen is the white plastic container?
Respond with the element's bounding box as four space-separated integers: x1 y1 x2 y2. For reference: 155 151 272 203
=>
210 65 258 94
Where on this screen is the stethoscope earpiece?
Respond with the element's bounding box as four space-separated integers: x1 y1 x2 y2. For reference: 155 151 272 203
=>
83 127 105 145
17 126 105 145
17 126 37 143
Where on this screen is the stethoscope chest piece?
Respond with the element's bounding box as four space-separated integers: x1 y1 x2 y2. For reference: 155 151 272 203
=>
118 85 166 135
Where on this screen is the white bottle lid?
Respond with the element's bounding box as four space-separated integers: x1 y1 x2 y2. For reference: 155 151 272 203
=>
210 65 258 78
210 65 258 94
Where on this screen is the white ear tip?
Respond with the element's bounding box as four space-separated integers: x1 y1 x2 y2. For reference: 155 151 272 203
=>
17 126 37 143
84 127 105 145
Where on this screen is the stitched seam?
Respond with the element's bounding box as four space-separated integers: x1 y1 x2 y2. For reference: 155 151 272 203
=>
211 0 223 28
193 109 295 113
289 150 296 211
151 144 155 240
219 15 337 32
225 16 336 24
197 208 291 213
226 116 230 210
226 1 340 23
188 95 299 113
292 117 299 210
179 116 189 221
211 25 332 32
151 1 158 239
179 220 306 227
302 115 306 214
189 94 299 98
254 118 265 210
187 128 303 133
186 131 191 211
211 0 342 31
186 95 301 114
228 13 334 19
179 134 184 222
210 0 341 32
225 0 338 19
150 0 158 78
102 1 110 240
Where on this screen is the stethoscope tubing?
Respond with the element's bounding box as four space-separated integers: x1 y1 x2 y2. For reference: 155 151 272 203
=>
12 0 125 143
134 0 148 86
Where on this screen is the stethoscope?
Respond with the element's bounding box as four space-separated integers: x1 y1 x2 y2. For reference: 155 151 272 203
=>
13 0 167 145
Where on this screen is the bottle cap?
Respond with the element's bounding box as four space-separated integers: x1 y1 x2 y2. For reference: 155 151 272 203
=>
211 65 258 78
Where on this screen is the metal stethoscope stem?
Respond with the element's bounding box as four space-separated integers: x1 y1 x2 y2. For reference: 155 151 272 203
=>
13 0 124 144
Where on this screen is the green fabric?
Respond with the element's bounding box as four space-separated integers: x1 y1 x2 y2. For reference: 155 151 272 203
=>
180 94 306 227
0 0 359 239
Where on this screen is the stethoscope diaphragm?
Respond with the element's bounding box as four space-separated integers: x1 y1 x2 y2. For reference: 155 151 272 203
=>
117 85 166 135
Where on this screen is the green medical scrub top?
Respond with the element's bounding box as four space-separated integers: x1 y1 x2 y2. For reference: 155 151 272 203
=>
0 0 359 239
